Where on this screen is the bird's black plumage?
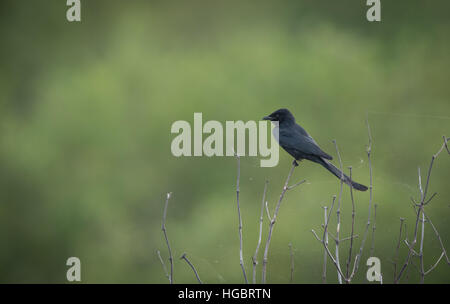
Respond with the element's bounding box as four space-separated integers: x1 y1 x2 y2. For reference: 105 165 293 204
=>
263 108 368 191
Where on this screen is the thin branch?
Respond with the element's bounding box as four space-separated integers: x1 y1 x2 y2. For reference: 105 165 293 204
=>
404 239 420 256
180 253 203 284
265 201 272 222
156 250 170 282
314 230 358 244
395 172 428 282
318 224 357 243
434 136 450 157
320 225 337 242
402 222 412 283
395 135 449 283
161 192 173 284
311 229 322 242
349 119 374 281
393 218 405 280
319 195 348 281
235 154 248 284
346 166 356 279
332 140 344 284
424 252 445 275
419 210 425 283
312 198 348 281
341 235 359 242
423 210 450 264
322 206 328 284
405 259 412 283
410 258 420 273
288 179 306 190
262 160 301 283
252 180 268 284
424 192 437 205
370 204 377 257
443 136 450 154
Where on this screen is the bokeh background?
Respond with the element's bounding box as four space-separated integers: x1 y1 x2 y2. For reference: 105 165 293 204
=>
0 0 449 283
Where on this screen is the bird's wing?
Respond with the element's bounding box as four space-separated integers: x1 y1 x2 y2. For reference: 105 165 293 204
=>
279 126 333 160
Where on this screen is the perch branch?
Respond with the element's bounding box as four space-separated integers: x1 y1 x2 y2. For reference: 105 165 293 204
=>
262 160 302 283
161 192 173 284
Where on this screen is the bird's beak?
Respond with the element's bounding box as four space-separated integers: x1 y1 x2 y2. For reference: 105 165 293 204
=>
262 115 272 121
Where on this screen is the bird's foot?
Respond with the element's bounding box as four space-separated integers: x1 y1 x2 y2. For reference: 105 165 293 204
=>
292 160 299 167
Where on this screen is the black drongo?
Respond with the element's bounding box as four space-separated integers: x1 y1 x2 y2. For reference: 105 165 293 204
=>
263 108 368 191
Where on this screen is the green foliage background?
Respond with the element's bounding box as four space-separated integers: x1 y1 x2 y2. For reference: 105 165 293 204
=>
0 0 449 283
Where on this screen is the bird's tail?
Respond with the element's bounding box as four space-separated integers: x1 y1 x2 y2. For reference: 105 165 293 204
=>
318 158 368 191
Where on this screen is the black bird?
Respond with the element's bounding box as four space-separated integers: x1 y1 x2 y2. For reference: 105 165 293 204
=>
263 108 368 191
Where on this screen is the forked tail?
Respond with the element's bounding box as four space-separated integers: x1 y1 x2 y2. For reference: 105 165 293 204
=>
318 158 368 191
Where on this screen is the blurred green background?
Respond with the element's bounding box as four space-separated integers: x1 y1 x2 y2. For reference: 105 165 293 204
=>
0 0 449 283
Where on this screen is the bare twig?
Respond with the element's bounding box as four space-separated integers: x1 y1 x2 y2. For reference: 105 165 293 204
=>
424 252 445 275
311 229 322 242
320 195 348 281
404 239 420 256
424 192 437 205
349 119 374 281
311 196 348 281
422 211 450 264
318 224 357 243
156 250 170 282
288 179 306 190
262 160 302 283
346 167 356 279
435 136 450 156
341 235 359 242
419 208 425 283
235 154 248 284
180 253 203 284
332 140 344 284
421 210 450 277
311 120 380 283
322 206 328 284
370 204 377 257
395 136 450 283
252 180 268 284
289 243 294 283
443 136 450 154
161 192 173 284
393 218 405 280
265 201 272 222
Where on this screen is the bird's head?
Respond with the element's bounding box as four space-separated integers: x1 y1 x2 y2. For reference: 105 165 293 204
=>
262 108 295 124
